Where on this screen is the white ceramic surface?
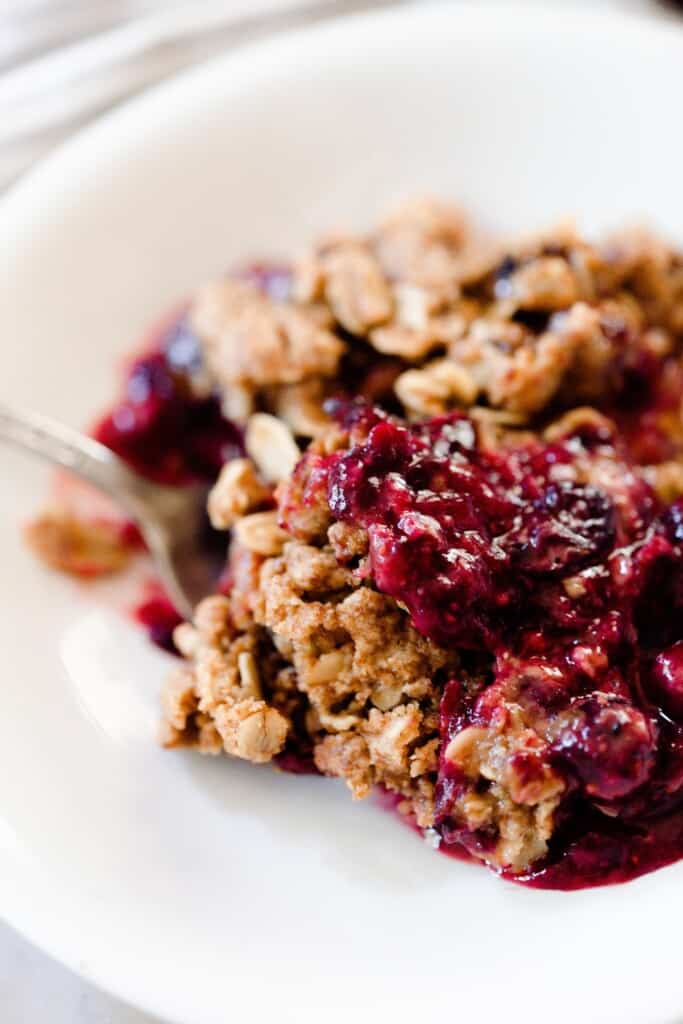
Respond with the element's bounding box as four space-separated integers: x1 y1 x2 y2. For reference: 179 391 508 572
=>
1 5 682 1023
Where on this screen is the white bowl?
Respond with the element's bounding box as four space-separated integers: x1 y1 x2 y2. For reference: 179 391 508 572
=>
1 5 682 1023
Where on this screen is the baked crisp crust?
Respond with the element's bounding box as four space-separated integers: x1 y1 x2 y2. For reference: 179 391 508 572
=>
25 195 683 885
153 201 683 877
190 278 346 422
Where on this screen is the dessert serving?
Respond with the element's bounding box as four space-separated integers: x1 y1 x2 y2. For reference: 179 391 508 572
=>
29 197 683 889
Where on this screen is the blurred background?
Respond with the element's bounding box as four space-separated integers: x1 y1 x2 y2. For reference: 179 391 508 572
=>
0 0 678 1021
0 0 676 191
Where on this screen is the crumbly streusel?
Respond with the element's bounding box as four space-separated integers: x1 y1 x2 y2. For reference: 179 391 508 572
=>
28 198 683 884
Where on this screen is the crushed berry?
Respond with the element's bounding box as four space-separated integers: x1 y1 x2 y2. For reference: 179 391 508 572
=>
90 257 683 888
517 806 683 890
550 693 658 801
92 308 245 641
651 642 683 721
94 254 306 490
323 407 650 649
93 267 297 485
94 315 240 632
301 400 683 886
506 482 616 575
133 582 184 655
663 499 683 545
94 340 243 486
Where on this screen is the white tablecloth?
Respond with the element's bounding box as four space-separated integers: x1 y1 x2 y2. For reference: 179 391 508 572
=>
0 0 672 1021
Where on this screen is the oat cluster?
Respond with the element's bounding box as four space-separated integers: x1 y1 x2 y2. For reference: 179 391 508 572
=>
159 199 683 873
29 198 683 875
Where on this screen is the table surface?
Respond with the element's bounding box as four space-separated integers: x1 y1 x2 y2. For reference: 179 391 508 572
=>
0 0 672 1021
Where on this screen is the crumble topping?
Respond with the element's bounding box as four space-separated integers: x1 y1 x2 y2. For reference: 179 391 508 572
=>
161 596 290 762
158 199 683 880
309 241 394 336
27 196 683 887
162 387 683 875
185 198 683 437
207 458 271 529
190 277 345 396
25 506 139 577
244 413 300 483
167 525 454 821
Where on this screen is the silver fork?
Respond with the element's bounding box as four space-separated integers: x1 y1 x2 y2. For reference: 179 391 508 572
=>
0 401 216 620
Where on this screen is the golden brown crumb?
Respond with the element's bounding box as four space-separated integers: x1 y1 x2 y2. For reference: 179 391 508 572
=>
271 379 331 438
25 510 135 577
317 241 394 335
233 511 289 557
244 414 300 484
207 458 272 530
28 194 683 876
191 278 346 395
395 359 479 417
212 699 288 763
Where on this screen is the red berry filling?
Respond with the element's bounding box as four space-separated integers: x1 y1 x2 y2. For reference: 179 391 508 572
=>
295 399 683 886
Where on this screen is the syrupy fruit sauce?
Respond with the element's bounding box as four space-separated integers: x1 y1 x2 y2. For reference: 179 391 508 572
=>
92 260 683 887
92 267 293 649
94 317 243 486
133 581 184 655
94 263 409 654
95 260 295 485
94 263 298 485
291 395 683 888
90 314 240 652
